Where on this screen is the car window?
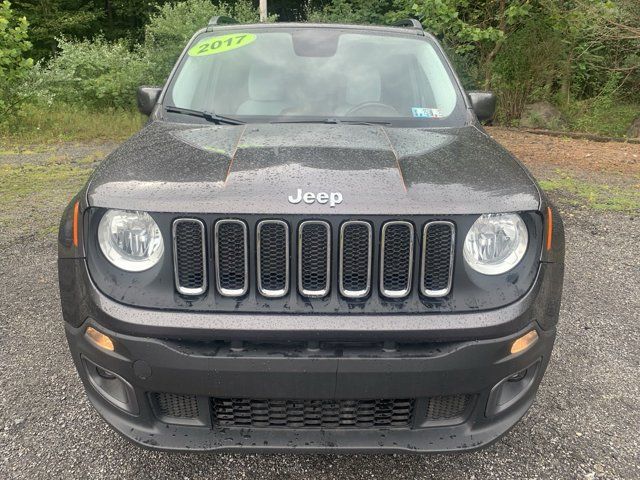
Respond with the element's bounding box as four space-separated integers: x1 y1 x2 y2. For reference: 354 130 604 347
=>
166 28 465 125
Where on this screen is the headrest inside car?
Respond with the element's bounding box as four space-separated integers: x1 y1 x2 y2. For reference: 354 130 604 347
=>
248 64 286 101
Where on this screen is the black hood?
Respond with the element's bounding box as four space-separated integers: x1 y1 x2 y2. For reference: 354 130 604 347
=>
87 122 540 215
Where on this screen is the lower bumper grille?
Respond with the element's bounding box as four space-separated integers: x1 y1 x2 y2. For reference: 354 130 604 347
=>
154 392 200 419
212 398 414 429
151 393 472 429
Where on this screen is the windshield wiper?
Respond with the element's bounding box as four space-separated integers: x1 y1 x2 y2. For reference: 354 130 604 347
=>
165 106 245 125
271 118 392 126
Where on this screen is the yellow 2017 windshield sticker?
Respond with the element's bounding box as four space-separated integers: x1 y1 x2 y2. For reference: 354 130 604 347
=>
188 33 256 57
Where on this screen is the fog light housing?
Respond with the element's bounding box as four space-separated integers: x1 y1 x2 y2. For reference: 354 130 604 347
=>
486 359 541 417
81 356 138 415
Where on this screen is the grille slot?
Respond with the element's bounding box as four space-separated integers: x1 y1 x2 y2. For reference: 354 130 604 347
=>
424 394 471 421
339 221 372 298
421 221 455 297
380 221 414 298
153 393 199 419
298 221 331 298
257 220 289 297
212 398 414 429
214 219 248 297
172 219 207 295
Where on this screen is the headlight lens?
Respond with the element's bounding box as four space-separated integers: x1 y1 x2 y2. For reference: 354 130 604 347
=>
98 210 164 272
463 213 528 275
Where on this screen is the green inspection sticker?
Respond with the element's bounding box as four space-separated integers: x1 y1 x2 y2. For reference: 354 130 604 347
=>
188 33 256 57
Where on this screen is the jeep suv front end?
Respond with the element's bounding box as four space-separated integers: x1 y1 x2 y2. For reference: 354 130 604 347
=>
58 21 564 453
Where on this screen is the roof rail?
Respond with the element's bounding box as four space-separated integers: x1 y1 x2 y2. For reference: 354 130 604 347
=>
392 18 424 31
208 16 238 26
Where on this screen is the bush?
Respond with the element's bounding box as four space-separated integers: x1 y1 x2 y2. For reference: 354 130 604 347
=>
38 36 148 109
560 96 640 138
0 0 33 119
307 0 391 24
491 19 564 123
142 0 269 85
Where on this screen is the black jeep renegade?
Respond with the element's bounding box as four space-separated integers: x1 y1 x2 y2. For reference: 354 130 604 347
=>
58 18 565 453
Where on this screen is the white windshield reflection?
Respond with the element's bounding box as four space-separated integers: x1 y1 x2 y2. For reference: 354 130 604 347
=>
169 30 460 120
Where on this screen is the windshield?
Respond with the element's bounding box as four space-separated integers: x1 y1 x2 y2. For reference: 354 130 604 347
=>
165 27 467 126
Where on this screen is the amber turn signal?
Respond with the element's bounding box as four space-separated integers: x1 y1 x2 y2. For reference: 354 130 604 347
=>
546 206 553 251
72 201 80 248
510 330 538 355
85 326 115 352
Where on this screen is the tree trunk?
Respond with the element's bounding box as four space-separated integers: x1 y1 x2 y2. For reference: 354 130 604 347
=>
560 51 573 104
483 0 507 90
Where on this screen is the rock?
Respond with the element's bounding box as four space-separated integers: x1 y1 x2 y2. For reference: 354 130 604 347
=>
520 101 565 129
626 116 640 138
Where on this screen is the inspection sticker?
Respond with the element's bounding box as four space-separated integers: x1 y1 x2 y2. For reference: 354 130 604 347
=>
411 107 442 118
188 33 257 57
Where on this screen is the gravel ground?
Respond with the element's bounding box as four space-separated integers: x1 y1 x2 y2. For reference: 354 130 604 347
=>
1 135 639 479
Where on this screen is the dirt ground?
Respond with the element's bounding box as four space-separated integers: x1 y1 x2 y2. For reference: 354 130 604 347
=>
486 127 640 183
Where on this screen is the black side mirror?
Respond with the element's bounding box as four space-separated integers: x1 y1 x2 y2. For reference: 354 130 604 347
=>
468 91 496 122
137 86 162 116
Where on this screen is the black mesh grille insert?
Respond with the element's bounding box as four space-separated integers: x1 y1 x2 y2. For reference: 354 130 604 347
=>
173 220 205 294
381 222 413 296
215 220 248 295
425 394 471 421
422 222 454 296
340 222 371 297
154 393 199 419
257 221 289 296
299 222 330 296
212 398 414 429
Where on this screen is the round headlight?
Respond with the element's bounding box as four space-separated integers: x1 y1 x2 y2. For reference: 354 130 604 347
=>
463 213 528 275
98 210 164 272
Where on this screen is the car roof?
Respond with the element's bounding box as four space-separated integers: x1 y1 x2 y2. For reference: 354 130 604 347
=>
204 22 428 38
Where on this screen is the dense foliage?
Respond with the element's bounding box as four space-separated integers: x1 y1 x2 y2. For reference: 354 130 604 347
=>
2 0 639 135
142 0 269 84
0 1 33 117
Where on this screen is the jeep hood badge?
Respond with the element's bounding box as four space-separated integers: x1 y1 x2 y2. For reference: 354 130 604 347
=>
288 189 343 207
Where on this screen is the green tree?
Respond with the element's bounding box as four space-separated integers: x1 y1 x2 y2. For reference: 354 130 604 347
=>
0 0 33 118
307 0 394 24
392 0 533 88
10 0 101 58
142 0 272 84
42 36 148 108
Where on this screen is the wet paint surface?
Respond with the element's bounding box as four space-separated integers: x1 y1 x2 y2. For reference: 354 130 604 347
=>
86 122 540 215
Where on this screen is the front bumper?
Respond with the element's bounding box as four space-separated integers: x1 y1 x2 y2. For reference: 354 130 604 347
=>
66 317 554 453
60 257 561 453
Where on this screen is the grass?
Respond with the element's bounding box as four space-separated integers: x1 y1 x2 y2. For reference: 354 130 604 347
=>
559 99 639 138
539 175 640 212
0 104 144 145
0 163 93 242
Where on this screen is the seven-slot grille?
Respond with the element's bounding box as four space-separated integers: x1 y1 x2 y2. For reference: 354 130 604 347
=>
172 218 455 300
